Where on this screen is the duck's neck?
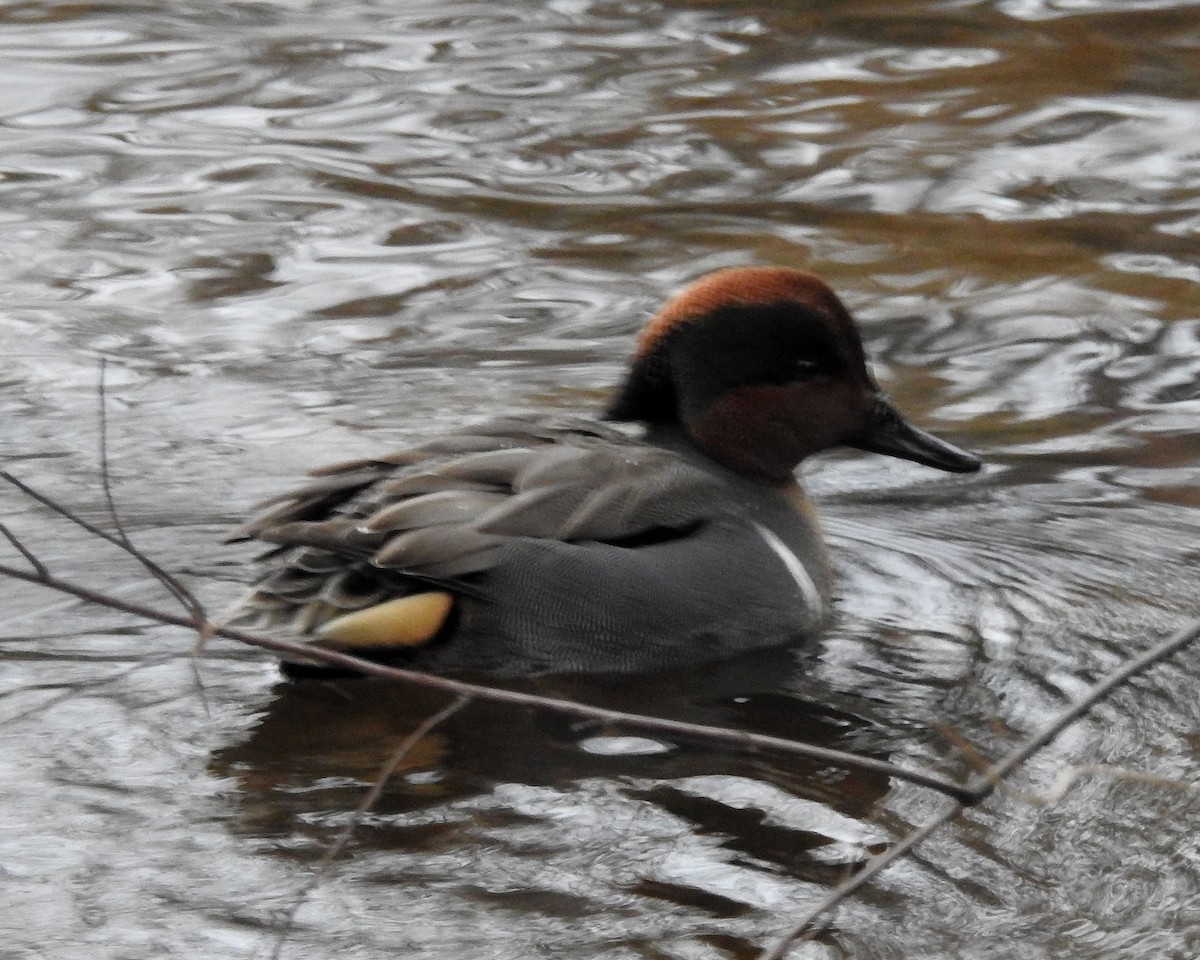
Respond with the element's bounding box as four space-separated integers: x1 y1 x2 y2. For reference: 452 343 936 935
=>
641 422 801 491
641 421 701 456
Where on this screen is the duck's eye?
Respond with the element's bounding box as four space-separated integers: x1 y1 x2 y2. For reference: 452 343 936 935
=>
793 359 822 380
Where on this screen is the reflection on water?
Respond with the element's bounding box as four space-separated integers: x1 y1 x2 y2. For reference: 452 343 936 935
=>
2 0 1199 958
213 657 892 849
209 661 896 958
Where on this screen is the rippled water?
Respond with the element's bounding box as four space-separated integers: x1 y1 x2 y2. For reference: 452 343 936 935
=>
3 1 1200 958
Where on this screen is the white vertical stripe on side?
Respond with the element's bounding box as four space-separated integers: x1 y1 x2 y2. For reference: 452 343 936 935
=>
752 523 824 616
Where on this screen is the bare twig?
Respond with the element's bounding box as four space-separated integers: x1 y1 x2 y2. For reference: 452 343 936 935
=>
758 615 1200 960
316 694 472 875
0 560 972 800
97 358 130 547
11 470 1198 960
269 694 472 960
1036 763 1199 805
1 471 205 629
90 366 209 636
0 522 48 578
759 800 960 960
934 727 1199 808
0 654 189 724
95 362 212 709
963 618 1200 801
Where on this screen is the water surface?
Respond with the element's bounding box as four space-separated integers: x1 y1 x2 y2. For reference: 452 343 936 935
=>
2 1 1200 958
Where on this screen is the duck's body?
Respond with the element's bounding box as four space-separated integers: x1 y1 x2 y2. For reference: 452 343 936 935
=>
231 267 981 675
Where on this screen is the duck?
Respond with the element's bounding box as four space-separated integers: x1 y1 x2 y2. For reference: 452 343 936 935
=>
229 266 981 676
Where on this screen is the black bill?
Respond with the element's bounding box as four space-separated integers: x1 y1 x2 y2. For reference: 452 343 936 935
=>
848 397 982 474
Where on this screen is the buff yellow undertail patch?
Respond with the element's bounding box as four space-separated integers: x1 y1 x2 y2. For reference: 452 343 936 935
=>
316 591 454 649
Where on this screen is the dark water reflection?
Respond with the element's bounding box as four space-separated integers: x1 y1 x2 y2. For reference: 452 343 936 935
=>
3 0 1200 957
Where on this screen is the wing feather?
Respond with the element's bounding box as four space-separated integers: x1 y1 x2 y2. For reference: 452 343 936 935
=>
232 418 728 641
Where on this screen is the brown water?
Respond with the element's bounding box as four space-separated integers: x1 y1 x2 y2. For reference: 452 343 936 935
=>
3 1 1200 958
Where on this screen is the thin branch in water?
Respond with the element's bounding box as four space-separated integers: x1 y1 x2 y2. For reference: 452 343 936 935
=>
1035 763 1199 806
315 694 472 877
963 617 1200 801
931 723 1008 789
0 557 972 801
759 799 963 960
90 364 209 633
0 522 48 578
1 470 205 628
933 725 1198 807
269 693 472 960
97 357 131 548
13 370 215 711
0 653 191 724
8 476 1200 959
758 615 1200 960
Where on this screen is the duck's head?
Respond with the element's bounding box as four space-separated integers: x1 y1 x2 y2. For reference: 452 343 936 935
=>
607 266 982 483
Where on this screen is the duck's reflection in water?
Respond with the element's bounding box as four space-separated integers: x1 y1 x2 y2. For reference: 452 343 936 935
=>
211 645 896 908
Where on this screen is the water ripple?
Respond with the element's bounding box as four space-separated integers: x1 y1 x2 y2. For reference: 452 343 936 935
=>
2 1 1199 958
